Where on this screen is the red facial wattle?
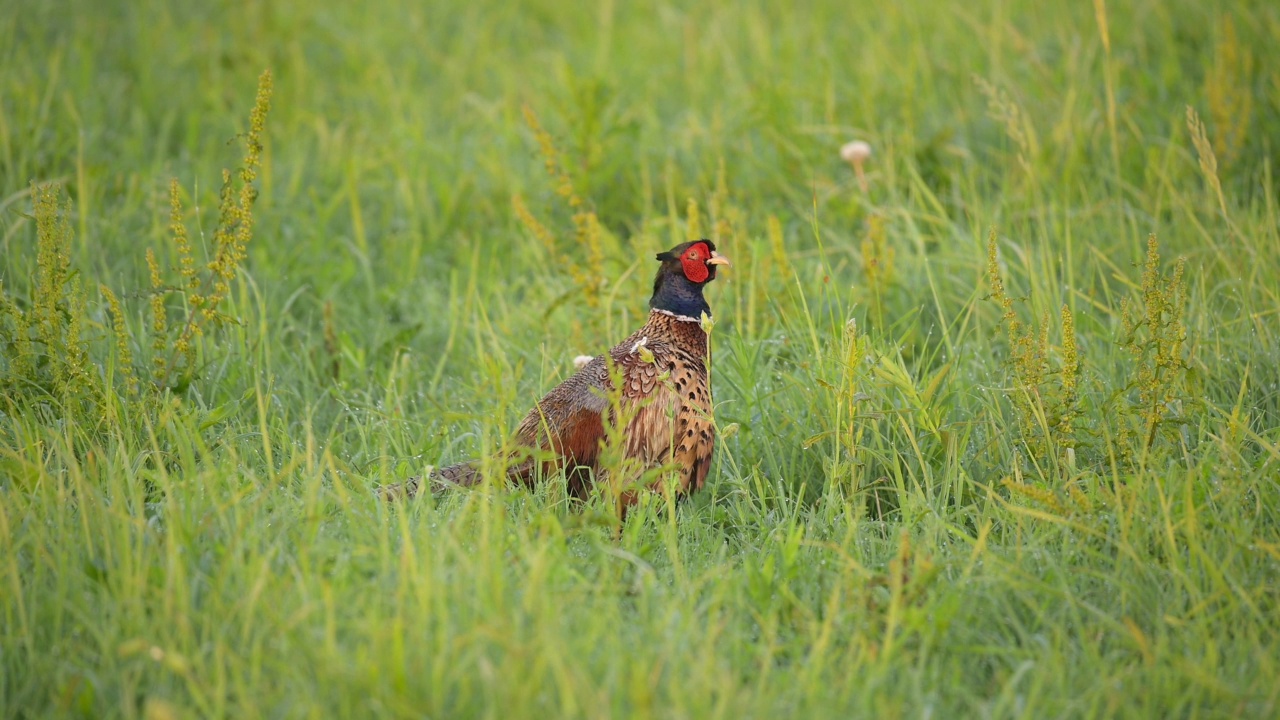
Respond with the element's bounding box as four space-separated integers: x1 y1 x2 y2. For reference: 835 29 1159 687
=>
680 242 712 283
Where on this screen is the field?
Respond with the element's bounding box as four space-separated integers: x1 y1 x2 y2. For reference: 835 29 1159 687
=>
3 0 1280 716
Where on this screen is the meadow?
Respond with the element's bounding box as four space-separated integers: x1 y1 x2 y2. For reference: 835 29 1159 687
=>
2 0 1279 716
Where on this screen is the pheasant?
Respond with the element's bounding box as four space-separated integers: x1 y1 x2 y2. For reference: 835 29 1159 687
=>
381 239 729 509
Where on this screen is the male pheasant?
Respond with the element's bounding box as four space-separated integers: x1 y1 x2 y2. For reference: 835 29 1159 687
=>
381 239 729 508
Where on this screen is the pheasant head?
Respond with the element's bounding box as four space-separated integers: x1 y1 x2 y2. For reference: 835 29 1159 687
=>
649 240 730 320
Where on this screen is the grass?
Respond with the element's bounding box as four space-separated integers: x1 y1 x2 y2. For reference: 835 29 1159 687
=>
2 0 1279 716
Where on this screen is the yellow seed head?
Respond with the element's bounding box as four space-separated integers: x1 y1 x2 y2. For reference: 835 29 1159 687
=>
1003 477 1064 514
513 194 558 258
767 215 791 280
685 197 702 241
100 284 139 395
1060 304 1079 398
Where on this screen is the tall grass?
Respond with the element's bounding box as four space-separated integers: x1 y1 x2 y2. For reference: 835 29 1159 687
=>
2 0 1279 716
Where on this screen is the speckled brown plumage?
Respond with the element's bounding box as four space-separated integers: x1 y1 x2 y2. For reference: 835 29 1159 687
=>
379 240 727 510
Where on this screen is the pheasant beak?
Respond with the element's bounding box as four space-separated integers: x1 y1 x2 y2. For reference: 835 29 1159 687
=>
706 251 731 267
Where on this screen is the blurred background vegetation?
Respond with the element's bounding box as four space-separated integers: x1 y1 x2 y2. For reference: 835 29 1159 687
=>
2 0 1278 716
